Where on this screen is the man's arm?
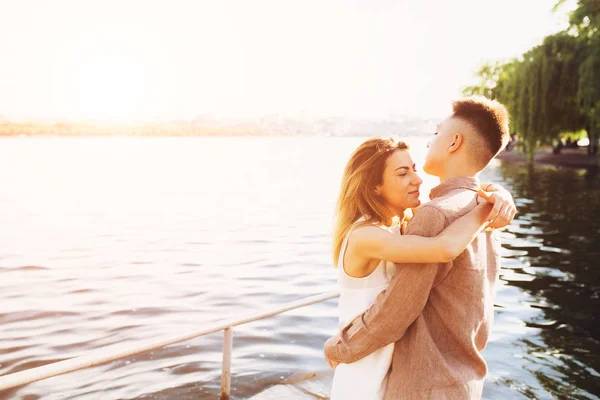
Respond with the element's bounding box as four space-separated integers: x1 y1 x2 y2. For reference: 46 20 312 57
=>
324 205 452 367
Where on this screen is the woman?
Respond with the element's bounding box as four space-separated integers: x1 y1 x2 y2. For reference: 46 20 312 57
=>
330 137 515 400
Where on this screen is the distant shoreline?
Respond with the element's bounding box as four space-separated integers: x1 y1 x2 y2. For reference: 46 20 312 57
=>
496 147 598 169
0 117 438 138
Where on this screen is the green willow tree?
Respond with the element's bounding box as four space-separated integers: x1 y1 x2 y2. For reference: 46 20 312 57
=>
465 0 599 161
568 0 600 155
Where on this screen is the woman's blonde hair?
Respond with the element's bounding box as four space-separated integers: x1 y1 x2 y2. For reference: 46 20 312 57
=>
333 137 409 265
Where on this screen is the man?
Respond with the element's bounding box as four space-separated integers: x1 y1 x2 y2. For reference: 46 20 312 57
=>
324 96 514 399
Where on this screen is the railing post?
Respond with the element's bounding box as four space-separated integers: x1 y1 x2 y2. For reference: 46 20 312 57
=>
0 291 340 392
220 327 233 400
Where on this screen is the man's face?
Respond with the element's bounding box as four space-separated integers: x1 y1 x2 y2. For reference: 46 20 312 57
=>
423 116 456 177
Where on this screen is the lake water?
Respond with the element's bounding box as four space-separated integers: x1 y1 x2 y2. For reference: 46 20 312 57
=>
0 137 598 399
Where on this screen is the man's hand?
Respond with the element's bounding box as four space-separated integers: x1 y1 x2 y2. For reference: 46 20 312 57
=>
477 188 516 229
324 336 341 369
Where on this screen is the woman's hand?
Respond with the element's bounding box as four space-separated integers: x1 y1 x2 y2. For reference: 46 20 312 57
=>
477 188 516 229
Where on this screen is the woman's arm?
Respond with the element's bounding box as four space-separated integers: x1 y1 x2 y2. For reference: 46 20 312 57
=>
479 183 517 229
480 182 502 192
351 202 493 264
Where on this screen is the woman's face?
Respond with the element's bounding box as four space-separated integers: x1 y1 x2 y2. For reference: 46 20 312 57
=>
375 150 423 214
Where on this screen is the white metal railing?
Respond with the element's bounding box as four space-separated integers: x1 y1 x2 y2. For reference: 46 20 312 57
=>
0 290 340 399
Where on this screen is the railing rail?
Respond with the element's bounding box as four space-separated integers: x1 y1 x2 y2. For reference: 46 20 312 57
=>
0 290 340 399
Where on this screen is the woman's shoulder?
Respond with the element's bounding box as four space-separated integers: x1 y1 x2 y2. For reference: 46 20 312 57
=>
348 222 399 251
349 222 388 238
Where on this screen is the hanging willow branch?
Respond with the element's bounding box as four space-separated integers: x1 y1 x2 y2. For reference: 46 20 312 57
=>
464 0 600 161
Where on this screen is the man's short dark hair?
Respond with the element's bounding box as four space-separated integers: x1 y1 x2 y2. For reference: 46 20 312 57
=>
452 96 510 165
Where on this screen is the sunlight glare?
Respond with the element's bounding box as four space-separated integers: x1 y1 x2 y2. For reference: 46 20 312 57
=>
74 51 147 122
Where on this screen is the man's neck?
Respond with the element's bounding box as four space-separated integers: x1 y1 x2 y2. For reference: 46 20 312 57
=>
438 162 480 183
438 171 478 183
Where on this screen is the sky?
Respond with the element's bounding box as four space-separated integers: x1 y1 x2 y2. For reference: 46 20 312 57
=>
0 0 576 122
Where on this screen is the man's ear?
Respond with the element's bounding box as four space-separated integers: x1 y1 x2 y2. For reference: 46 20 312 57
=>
448 133 463 154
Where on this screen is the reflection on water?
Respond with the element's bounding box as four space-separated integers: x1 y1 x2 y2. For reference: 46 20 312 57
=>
493 164 600 399
0 137 598 400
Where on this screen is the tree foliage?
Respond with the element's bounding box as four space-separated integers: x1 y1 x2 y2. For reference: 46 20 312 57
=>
465 0 600 161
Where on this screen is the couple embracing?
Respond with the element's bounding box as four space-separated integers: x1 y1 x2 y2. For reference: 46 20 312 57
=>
325 96 516 400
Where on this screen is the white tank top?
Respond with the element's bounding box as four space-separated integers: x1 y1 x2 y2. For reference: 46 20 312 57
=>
336 222 399 329
330 220 400 400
